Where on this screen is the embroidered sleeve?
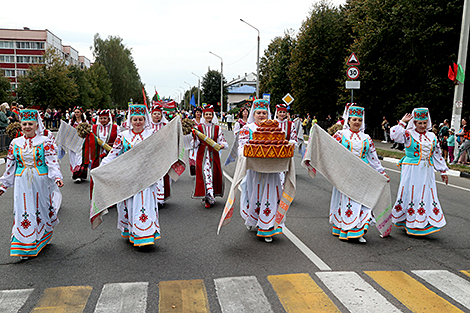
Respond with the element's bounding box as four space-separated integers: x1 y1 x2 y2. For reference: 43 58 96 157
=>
218 128 229 150
432 140 449 173
233 122 241 135
0 143 16 190
390 124 408 144
44 138 63 181
238 126 251 156
332 131 342 143
101 134 123 166
289 122 298 145
366 137 385 173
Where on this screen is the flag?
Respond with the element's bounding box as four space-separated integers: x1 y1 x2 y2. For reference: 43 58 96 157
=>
457 64 465 83
448 65 456 81
190 94 196 107
154 87 161 101
142 86 147 107
217 102 220 106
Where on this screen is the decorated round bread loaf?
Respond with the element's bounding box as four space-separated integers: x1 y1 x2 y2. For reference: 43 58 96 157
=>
243 119 294 158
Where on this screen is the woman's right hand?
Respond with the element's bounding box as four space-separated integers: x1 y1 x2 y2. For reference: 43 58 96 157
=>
0 190 4 196
401 113 412 123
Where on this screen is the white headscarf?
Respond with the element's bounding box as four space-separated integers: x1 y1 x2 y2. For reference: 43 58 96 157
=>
406 107 432 131
342 103 365 132
247 100 272 124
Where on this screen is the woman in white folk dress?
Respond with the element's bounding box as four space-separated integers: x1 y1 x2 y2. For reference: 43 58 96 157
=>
329 105 389 243
0 109 63 259
101 104 161 246
238 99 284 242
68 106 88 182
390 108 448 236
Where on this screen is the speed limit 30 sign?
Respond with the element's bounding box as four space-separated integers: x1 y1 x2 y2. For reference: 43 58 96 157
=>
347 66 360 80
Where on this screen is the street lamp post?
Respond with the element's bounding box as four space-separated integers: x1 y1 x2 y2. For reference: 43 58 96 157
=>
240 18 260 99
192 72 201 107
184 81 192 110
179 86 186 110
209 51 224 116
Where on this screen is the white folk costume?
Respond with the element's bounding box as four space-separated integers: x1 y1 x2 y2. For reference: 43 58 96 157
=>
233 116 248 135
275 104 298 187
149 104 170 206
101 105 161 246
192 105 228 208
68 106 88 180
390 108 448 236
329 106 387 241
0 110 63 258
237 100 284 240
189 108 203 176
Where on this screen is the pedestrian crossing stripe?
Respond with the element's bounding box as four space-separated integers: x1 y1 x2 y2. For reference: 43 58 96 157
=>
31 286 92 313
2 270 470 313
366 271 463 312
268 273 340 312
159 279 209 313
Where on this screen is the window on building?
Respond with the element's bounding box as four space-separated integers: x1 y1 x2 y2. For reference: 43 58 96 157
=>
0 41 15 49
17 56 32 63
4 69 15 77
17 69 27 76
0 55 15 63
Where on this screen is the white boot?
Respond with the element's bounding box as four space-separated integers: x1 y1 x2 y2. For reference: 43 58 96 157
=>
264 237 273 243
358 237 367 243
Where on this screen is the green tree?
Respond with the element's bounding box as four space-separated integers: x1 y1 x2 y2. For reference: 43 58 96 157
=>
87 63 112 108
0 72 13 104
345 0 463 125
92 34 144 108
259 30 295 112
290 1 352 118
201 70 228 110
16 48 78 110
68 65 92 109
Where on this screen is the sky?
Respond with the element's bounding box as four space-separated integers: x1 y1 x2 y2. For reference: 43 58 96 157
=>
4 0 346 103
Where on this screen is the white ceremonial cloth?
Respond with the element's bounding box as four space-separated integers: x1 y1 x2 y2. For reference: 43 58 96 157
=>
90 117 186 229
301 124 392 237
218 155 296 233
56 120 84 153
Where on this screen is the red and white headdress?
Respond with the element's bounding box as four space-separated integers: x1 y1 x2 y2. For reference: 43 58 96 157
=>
201 104 218 124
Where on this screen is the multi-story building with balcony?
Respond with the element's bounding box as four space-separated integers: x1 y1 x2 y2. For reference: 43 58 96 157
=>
0 27 91 94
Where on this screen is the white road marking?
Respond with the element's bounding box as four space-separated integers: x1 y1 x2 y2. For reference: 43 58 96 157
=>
283 227 331 271
222 170 332 271
214 276 273 313
94 282 148 313
0 289 33 313
412 270 470 310
316 271 402 313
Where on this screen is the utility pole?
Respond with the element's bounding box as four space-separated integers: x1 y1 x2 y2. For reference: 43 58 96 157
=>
451 0 470 137
192 72 201 107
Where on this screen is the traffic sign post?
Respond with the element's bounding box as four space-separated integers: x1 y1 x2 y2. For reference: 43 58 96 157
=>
345 53 360 103
282 93 294 105
346 66 359 80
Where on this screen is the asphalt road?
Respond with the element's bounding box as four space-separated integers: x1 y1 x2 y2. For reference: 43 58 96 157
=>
0 126 469 312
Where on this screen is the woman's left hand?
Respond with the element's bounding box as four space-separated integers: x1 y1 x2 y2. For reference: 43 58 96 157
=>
384 173 390 182
441 175 448 185
56 180 64 187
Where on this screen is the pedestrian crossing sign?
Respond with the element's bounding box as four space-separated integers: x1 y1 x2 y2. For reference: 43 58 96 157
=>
282 93 294 105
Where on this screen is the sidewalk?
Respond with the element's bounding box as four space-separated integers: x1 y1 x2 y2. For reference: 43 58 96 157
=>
372 139 469 179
